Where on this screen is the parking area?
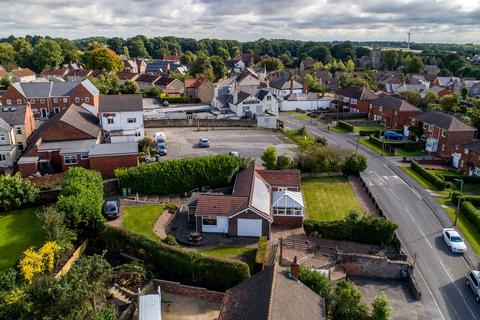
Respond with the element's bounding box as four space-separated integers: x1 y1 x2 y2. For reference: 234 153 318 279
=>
145 127 297 161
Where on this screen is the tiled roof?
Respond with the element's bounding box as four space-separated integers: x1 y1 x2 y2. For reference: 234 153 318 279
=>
40 68 68 76
11 68 35 77
195 195 248 216
270 77 302 90
257 169 301 188
414 111 476 132
0 105 28 125
464 141 480 153
371 95 421 112
99 94 143 113
336 85 378 101
12 80 98 98
0 69 8 78
232 165 255 197
155 77 176 87
235 69 259 83
136 74 160 83
116 71 139 80
185 77 208 89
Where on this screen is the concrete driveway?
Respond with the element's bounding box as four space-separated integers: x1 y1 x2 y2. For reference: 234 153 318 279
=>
145 127 297 161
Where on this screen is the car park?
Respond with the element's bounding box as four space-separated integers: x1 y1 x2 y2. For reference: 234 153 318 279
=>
103 199 120 220
156 142 168 156
384 131 404 140
199 138 210 148
466 270 480 303
442 228 467 254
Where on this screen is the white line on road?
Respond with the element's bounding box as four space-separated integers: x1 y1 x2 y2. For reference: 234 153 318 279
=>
388 188 400 200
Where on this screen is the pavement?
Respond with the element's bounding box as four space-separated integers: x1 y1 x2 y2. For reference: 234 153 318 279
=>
279 113 480 320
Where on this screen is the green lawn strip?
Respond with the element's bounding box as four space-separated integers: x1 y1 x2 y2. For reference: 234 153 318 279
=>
123 204 165 241
284 130 315 148
359 138 384 155
301 177 363 221
294 114 311 119
400 166 439 190
352 125 385 133
331 126 350 133
425 169 480 194
394 148 429 157
0 207 46 271
199 246 257 272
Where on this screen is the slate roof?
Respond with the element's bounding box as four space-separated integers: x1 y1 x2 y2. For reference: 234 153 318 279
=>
270 76 302 90
218 264 326 320
0 117 10 130
195 195 248 216
0 105 27 125
88 142 138 157
414 111 476 132
40 68 68 77
235 69 259 83
12 80 98 98
99 94 143 113
257 169 301 189
117 71 139 81
336 85 378 101
464 141 480 153
371 95 421 112
136 74 160 84
155 77 176 87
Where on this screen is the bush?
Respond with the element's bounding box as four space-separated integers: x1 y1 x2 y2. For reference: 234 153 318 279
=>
113 262 148 288
303 211 398 245
159 95 189 104
255 236 268 265
162 234 178 246
95 226 250 291
315 136 328 146
299 267 333 312
331 280 369 320
0 174 38 211
441 174 479 184
342 153 368 175
461 202 480 232
18 241 61 284
369 135 383 147
371 292 393 320
411 161 446 190
451 192 480 207
296 146 348 173
138 137 156 154
115 154 246 195
404 141 416 152
277 153 295 169
36 206 76 251
261 146 278 169
338 121 354 132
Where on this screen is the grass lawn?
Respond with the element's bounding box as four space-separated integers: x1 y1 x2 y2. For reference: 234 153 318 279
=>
394 148 429 157
123 204 165 241
0 207 45 271
284 129 316 148
360 138 384 154
352 125 385 133
331 126 350 133
199 246 257 272
400 166 439 190
302 177 363 221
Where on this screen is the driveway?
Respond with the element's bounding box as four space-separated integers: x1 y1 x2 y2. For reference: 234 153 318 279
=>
145 127 296 161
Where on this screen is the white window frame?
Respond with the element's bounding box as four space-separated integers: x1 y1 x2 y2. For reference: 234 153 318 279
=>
75 97 80 103
273 207 303 216
441 129 446 137
80 154 89 160
53 97 58 103
30 99 35 103
16 99 22 105
0 133 6 142
85 97 90 102
63 155 78 165
63 97 68 103
6 99 11 105
40 99 45 104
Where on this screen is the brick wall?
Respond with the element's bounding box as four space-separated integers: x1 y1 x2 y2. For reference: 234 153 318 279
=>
338 252 413 279
423 126 475 158
152 279 224 303
89 154 138 178
42 121 98 141
273 215 303 227
18 162 38 177
144 118 257 128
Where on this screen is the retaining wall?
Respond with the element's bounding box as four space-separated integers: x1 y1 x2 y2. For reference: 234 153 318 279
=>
145 118 257 128
338 252 412 279
153 279 224 303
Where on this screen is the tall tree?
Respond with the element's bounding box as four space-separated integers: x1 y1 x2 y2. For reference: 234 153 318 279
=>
210 55 227 80
82 47 123 72
371 292 393 320
331 280 369 320
259 56 284 72
307 45 332 64
107 37 126 54
0 42 16 68
404 55 424 73
381 51 399 70
330 41 355 61
127 37 150 58
57 39 80 64
31 39 64 72
12 39 33 68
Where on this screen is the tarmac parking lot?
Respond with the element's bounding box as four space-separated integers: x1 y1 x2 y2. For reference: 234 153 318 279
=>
144 127 297 161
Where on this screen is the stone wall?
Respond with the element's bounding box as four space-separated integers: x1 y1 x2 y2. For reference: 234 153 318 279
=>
338 252 413 279
153 279 224 303
144 118 257 128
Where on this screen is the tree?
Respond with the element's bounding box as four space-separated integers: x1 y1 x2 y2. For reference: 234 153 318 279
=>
331 280 369 320
420 91 439 109
439 94 459 113
279 53 292 66
127 37 150 58
190 51 213 78
371 292 393 320
57 39 80 64
355 47 371 58
299 267 333 312
107 37 126 54
31 39 64 72
12 39 33 68
0 42 16 68
305 74 325 93
339 74 365 89
82 47 123 72
277 153 295 170
261 146 278 169
89 73 121 94
307 45 332 64
342 153 368 175
331 41 355 61
0 174 38 211
403 55 424 74
381 51 399 70
461 87 468 100
181 51 197 65
210 55 227 80
121 80 139 94
36 206 76 251
398 91 421 106
345 59 355 72
259 56 284 72
0 76 13 90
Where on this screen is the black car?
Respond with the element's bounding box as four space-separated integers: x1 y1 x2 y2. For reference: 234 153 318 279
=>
103 199 120 220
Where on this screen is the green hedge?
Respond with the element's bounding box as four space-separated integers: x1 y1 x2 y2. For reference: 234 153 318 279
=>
461 202 480 232
338 121 354 132
255 236 268 265
411 161 446 190
96 226 250 291
115 154 245 195
303 213 398 245
440 174 480 184
159 96 190 103
451 192 480 207
368 135 383 147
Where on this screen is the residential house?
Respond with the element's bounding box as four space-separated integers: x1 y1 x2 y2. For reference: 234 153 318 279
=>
368 95 421 129
189 166 304 238
218 263 326 320
424 65 441 76
269 76 303 98
459 141 480 176
279 92 332 112
234 53 261 66
300 58 316 73
384 83 428 96
134 58 147 73
98 94 144 143
225 59 245 74
432 76 462 94
163 54 182 62
185 77 214 103
145 60 188 76
0 104 36 152
235 69 261 94
0 79 99 119
10 68 36 82
0 117 18 168
40 68 69 81
332 85 378 112
122 58 139 73
464 80 480 98
135 74 160 90
156 77 185 96
66 69 93 82
116 71 140 84
428 85 450 97
0 67 8 79
412 111 477 158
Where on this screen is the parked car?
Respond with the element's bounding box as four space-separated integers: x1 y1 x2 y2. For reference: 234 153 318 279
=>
156 143 168 156
442 228 467 254
384 131 404 140
103 199 120 220
229 151 239 157
466 270 480 303
162 101 169 107
199 138 210 148
154 132 166 143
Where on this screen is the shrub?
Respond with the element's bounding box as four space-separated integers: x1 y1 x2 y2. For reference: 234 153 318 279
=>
331 280 369 320
461 202 480 232
404 141 416 152
411 161 446 190
36 206 77 251
338 121 354 132
303 211 398 245
115 154 246 195
371 292 393 320
0 174 38 211
261 146 278 169
277 153 295 169
315 136 328 146
162 234 178 246
342 153 368 175
451 192 480 207
95 226 250 291
159 95 190 104
441 174 479 184
369 135 383 147
296 146 348 173
299 267 333 312
138 137 156 154
255 236 268 265
18 241 61 284
113 262 148 288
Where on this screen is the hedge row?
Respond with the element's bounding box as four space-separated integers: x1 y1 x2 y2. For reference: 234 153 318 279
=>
96 226 250 291
411 161 446 190
338 121 354 132
115 154 245 195
461 202 480 233
303 213 398 245
255 236 268 265
368 135 383 147
159 96 190 103
451 192 480 207
440 174 480 184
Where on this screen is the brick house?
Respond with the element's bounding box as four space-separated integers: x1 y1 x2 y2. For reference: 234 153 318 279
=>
40 68 69 81
412 111 477 158
188 166 304 238
459 141 480 177
155 77 185 96
0 104 36 152
0 80 99 119
10 68 36 82
332 86 378 112
185 77 214 103
368 95 421 129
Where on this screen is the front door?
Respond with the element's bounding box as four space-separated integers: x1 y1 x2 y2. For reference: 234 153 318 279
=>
40 108 48 118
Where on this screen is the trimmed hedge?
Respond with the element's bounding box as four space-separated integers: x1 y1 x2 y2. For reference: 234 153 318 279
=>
96 226 250 291
338 121 354 132
411 161 446 190
159 96 190 104
440 174 480 184
115 154 245 195
255 236 268 265
368 135 383 147
461 202 480 232
303 213 398 245
451 192 480 207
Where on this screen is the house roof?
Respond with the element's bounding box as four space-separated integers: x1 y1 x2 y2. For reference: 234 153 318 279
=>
435 76 460 87
137 74 161 83
11 68 35 77
270 77 302 90
117 71 139 81
67 69 92 77
0 69 8 78
40 68 68 77
99 94 143 113
272 190 304 208
39 139 97 153
185 77 208 89
414 111 476 132
163 54 182 61
155 77 177 87
371 95 420 112
225 59 242 69
12 79 98 98
218 264 325 320
336 85 378 101
88 142 138 157
195 195 248 216
235 69 259 83
464 141 480 153
257 169 301 188
0 105 28 125
0 117 10 130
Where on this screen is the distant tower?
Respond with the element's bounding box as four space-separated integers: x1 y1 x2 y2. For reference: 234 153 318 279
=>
371 48 382 69
407 32 411 50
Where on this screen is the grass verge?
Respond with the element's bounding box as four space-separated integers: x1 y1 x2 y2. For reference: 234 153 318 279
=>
124 204 165 241
199 246 257 272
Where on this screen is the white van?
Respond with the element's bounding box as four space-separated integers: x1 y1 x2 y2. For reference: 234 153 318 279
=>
154 132 166 143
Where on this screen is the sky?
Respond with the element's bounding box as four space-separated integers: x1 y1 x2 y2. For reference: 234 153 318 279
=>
1 0 480 43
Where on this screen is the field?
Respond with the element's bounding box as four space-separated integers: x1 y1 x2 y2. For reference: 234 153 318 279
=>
302 177 363 221
0 207 45 271
123 204 166 241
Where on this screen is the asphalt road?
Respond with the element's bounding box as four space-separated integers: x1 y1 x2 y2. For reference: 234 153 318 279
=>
279 113 480 320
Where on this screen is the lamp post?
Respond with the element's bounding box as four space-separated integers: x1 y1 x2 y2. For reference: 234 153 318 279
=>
453 179 464 226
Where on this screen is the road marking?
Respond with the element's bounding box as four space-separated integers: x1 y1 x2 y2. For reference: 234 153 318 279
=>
389 188 400 200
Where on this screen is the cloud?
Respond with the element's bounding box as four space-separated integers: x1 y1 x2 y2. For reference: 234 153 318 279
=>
0 0 479 43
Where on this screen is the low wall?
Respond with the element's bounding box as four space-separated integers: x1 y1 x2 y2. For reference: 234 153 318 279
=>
144 118 257 128
37 188 61 205
54 240 88 279
29 173 65 186
153 279 224 303
338 252 412 279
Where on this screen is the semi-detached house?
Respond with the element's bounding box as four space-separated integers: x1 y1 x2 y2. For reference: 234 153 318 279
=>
333 85 378 112
368 95 421 129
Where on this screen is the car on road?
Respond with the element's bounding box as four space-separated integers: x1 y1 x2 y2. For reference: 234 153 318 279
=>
156 143 168 156
154 132 166 143
103 199 120 220
229 151 239 157
442 228 467 254
466 270 480 302
199 138 210 148
384 131 404 140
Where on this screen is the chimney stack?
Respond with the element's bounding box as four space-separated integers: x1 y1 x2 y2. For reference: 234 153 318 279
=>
303 79 307 94
290 75 294 95
291 256 300 280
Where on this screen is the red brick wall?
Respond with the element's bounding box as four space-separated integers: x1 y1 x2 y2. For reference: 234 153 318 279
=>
228 210 270 238
152 279 224 303
18 162 38 178
89 154 138 177
24 104 36 138
70 84 99 108
460 149 480 174
61 155 90 172
423 126 475 158
369 106 420 129
41 121 98 141
0 86 26 106
273 215 303 227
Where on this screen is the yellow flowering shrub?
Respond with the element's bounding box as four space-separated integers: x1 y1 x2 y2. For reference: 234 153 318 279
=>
18 241 61 284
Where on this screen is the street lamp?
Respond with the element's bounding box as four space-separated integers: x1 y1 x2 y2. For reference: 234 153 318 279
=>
453 179 464 226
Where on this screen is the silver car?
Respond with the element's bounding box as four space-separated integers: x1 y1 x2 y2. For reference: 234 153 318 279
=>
466 270 480 303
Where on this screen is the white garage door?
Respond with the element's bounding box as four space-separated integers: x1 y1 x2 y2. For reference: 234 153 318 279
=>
237 219 262 237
